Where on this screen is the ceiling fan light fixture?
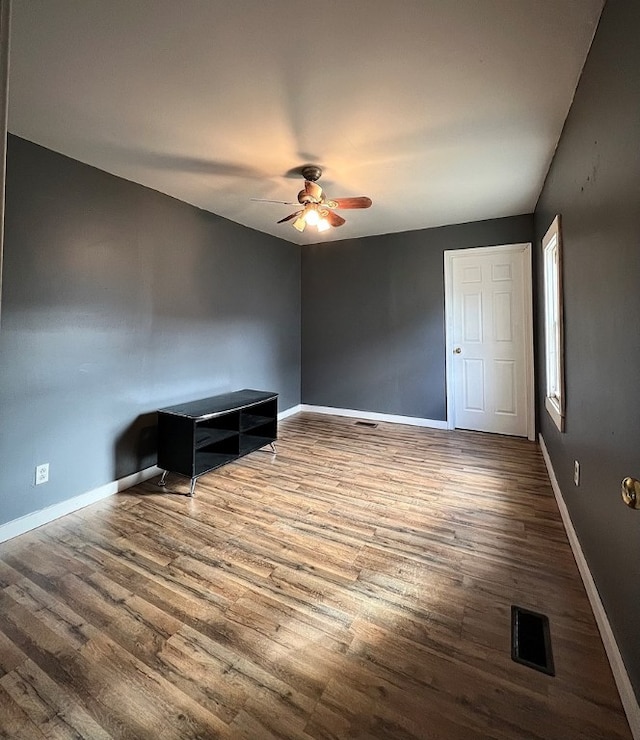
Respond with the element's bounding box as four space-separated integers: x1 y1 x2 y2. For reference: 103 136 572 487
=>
304 206 320 226
292 215 307 232
317 218 330 232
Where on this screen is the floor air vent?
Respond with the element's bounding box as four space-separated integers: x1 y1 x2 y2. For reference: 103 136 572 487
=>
354 421 378 429
511 606 555 676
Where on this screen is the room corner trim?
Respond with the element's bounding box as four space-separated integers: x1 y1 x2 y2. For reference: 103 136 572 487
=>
539 434 640 739
0 465 162 544
299 404 448 429
278 404 302 420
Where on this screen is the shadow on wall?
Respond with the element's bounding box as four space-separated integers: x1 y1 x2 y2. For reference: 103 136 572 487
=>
114 412 158 479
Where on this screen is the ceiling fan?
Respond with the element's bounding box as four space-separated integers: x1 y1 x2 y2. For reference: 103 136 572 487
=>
253 166 372 233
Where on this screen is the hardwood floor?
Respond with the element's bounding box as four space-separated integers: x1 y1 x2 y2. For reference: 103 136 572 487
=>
0 412 632 739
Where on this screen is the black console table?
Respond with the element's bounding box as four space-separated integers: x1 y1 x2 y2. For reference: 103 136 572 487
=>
156 389 277 496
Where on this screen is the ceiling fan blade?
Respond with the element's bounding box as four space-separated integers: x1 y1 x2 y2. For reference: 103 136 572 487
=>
324 209 346 228
252 198 298 205
304 180 323 202
326 196 372 210
277 211 302 224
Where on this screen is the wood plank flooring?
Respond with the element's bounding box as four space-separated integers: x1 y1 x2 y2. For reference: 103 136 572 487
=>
0 412 632 739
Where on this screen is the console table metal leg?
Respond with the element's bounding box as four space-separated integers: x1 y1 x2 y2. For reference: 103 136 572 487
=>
269 441 277 454
158 470 168 487
189 478 197 497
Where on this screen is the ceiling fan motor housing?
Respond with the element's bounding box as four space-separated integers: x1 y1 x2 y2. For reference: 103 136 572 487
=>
301 165 322 182
298 189 322 204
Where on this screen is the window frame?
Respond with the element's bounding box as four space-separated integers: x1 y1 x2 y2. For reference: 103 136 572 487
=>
542 215 565 432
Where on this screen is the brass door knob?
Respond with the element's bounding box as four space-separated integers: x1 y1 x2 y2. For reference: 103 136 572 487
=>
621 477 640 509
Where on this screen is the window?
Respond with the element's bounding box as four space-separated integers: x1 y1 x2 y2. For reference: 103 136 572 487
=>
542 215 565 431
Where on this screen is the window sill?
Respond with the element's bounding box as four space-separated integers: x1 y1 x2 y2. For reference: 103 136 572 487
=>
545 395 565 432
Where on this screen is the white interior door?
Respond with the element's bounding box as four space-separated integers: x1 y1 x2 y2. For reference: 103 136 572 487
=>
445 244 534 439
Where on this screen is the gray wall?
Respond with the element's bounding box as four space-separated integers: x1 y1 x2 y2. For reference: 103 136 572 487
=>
302 216 533 419
0 135 300 527
535 0 640 699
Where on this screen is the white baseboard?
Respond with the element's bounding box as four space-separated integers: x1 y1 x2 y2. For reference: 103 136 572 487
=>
299 404 448 429
0 465 162 545
539 434 640 739
278 404 302 420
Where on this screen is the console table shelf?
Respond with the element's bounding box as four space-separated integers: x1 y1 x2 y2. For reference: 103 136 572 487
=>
194 428 237 448
156 389 277 496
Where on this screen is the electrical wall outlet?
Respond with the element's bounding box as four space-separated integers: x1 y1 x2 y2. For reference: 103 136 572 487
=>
35 463 49 485
574 460 580 486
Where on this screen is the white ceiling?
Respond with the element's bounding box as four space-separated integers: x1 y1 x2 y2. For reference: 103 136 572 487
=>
9 0 603 245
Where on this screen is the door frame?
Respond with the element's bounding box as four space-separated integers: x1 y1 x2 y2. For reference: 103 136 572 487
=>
443 243 535 441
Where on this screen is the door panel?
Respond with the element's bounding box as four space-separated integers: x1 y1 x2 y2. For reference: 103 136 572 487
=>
463 293 483 342
463 358 485 412
494 360 516 415
493 292 513 342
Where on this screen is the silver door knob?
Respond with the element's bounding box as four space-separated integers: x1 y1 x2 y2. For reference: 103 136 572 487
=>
454 347 462 354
